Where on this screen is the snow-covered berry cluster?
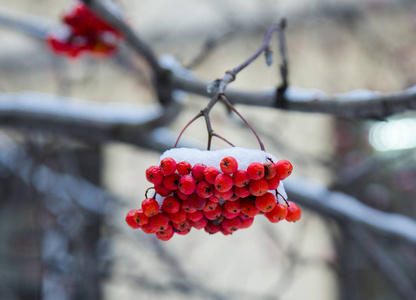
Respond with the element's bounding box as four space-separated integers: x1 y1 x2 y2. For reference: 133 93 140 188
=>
47 1 122 58
125 148 301 241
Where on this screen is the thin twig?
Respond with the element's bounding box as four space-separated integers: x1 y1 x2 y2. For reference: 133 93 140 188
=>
230 23 282 76
185 31 234 69
197 22 286 151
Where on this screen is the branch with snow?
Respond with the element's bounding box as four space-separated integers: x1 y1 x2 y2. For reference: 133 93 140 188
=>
170 63 416 119
284 176 416 246
2 6 416 118
0 91 183 147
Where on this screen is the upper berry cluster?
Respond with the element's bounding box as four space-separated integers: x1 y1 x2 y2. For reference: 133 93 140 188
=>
47 1 122 58
126 148 301 241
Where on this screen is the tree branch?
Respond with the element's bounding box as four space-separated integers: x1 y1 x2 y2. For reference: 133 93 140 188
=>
284 176 416 246
170 63 416 119
81 0 162 76
2 7 416 119
0 7 52 39
0 91 183 147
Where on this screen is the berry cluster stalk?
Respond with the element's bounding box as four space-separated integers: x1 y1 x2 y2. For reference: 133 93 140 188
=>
174 20 288 151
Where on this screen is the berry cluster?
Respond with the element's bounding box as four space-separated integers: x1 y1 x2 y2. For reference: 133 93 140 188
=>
47 1 122 58
126 149 301 241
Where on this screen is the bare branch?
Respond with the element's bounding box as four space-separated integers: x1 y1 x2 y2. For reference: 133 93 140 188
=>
2 7 416 119
185 31 233 69
0 7 52 39
0 133 113 214
284 176 416 246
170 65 416 119
0 91 182 147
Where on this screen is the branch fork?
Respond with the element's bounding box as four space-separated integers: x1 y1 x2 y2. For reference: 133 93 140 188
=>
175 20 289 151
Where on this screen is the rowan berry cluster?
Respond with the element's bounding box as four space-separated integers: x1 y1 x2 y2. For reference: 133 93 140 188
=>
125 151 301 241
47 1 122 58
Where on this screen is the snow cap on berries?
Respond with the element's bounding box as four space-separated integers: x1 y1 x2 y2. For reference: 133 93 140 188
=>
159 147 288 203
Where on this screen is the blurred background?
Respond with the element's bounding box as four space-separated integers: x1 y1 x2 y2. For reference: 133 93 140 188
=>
0 0 415 299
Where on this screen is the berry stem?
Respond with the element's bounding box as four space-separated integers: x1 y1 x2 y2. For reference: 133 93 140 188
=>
220 94 265 151
211 133 235 148
174 112 203 147
175 21 287 150
145 187 156 199
275 190 289 206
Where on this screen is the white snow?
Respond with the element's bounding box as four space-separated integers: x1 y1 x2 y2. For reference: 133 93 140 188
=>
159 147 288 204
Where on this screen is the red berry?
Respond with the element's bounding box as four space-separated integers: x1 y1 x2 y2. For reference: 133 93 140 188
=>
285 201 301 222
255 192 276 213
142 198 160 217
204 221 221 234
177 161 192 175
222 208 240 219
203 166 220 184
263 162 276 180
169 209 187 224
267 176 280 190
176 190 189 201
125 209 143 229
275 160 293 180
172 220 191 233
149 213 170 232
192 163 206 182
202 200 218 212
249 178 269 196
145 165 163 185
221 217 241 233
265 203 288 223
141 223 157 234
159 157 177 175
181 201 196 213
156 226 174 241
247 162 265 180
220 156 238 174
176 227 192 235
190 217 208 230
135 209 150 225
208 195 220 203
154 183 172 197
224 199 241 214
239 212 252 220
178 175 196 195
212 215 224 225
214 189 234 201
187 210 204 222
196 181 214 198
221 228 231 236
214 174 234 192
162 195 181 214
234 185 251 198
240 216 254 229
241 198 260 217
203 204 222 220
187 194 206 210
233 169 250 187
229 190 239 201
163 173 181 191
